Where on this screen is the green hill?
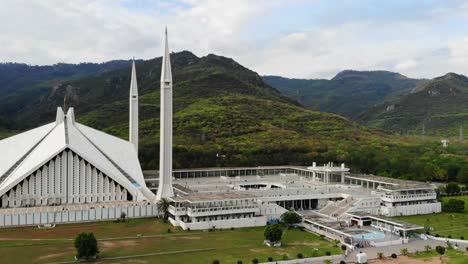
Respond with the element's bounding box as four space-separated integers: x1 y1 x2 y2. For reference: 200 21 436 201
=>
359 73 468 139
0 53 466 183
263 70 424 119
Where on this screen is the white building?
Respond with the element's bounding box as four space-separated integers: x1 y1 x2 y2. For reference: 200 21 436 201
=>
0 107 155 208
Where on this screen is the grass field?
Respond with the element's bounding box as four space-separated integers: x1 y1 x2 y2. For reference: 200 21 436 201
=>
396 196 468 239
410 249 468 264
0 218 340 264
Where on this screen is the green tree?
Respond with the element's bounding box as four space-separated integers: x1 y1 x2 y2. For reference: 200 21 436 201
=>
264 224 283 243
400 248 409 256
444 199 465 213
435 246 445 259
74 232 99 260
157 198 171 223
280 211 302 228
446 182 460 195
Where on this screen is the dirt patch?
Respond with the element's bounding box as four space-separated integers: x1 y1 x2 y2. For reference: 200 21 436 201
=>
100 240 139 250
36 251 70 261
370 255 447 264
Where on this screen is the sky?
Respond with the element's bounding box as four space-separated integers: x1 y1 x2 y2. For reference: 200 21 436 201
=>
1 0 468 79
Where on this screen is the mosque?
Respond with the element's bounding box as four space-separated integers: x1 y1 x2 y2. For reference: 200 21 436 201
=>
0 30 442 248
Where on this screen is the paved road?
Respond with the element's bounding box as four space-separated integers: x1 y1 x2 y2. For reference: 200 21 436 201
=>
345 238 468 263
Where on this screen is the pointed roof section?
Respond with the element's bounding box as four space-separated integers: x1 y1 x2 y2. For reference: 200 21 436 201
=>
160 28 172 83
130 60 138 96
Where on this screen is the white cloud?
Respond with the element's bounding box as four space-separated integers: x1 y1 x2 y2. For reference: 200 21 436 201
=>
0 0 468 79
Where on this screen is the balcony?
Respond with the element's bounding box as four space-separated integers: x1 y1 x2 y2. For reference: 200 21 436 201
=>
381 193 436 202
168 205 187 216
187 205 259 217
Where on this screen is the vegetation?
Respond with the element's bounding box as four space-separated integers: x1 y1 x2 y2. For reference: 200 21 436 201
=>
280 211 302 228
436 245 446 256
377 252 384 259
263 70 422 119
0 219 340 264
444 199 465 213
157 198 171 223
0 52 466 185
74 232 99 260
360 73 468 138
397 200 468 239
264 224 283 243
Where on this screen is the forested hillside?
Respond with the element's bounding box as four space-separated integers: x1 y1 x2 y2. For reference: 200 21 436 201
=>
359 73 468 138
0 53 466 183
263 70 424 119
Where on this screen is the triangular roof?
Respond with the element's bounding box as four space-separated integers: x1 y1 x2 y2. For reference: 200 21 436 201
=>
0 108 155 201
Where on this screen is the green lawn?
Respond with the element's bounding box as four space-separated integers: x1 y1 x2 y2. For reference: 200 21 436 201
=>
0 219 340 264
411 249 468 264
442 196 468 213
396 196 468 239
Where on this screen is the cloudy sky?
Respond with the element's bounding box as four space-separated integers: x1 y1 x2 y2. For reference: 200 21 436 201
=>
1 0 468 79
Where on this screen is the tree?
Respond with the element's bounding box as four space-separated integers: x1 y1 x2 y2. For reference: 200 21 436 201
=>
280 211 302 228
446 182 460 195
444 199 465 213
119 212 126 222
157 198 171 223
435 246 445 259
74 232 99 260
264 224 283 243
424 245 432 252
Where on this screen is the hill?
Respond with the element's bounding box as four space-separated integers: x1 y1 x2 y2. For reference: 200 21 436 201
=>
263 70 424 119
0 54 467 183
0 52 386 168
0 61 135 128
359 73 468 138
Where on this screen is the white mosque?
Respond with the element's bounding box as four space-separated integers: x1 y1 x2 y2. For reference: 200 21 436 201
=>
0 30 442 248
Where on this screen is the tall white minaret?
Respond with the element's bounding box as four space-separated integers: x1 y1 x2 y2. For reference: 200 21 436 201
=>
156 28 174 200
129 59 139 153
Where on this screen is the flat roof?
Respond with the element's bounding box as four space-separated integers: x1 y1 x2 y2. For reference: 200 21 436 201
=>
346 211 423 230
171 192 257 203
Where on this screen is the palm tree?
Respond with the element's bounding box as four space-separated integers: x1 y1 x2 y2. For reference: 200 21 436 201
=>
425 245 432 252
157 198 171 223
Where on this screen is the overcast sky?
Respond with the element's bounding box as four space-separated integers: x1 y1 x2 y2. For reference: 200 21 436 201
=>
1 0 468 79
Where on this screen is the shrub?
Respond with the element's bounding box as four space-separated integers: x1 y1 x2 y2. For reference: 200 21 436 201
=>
377 252 384 259
268 257 273 261
187 228 191 231
264 224 283 243
252 259 259 264
341 245 347 252
212 260 220 264
320 234 326 240
297 253 303 258
167 228 171 233
340 261 346 264
400 248 409 256
448 235 452 238
461 236 464 240
424 245 432 252
237 261 243 264
326 251 331 256
391 253 397 259
436 246 445 256
446 182 461 195
74 232 99 260
444 199 465 213
466 246 468 252
435 234 440 237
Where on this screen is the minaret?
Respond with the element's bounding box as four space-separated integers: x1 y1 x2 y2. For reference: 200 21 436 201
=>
129 59 139 153
156 28 174 200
